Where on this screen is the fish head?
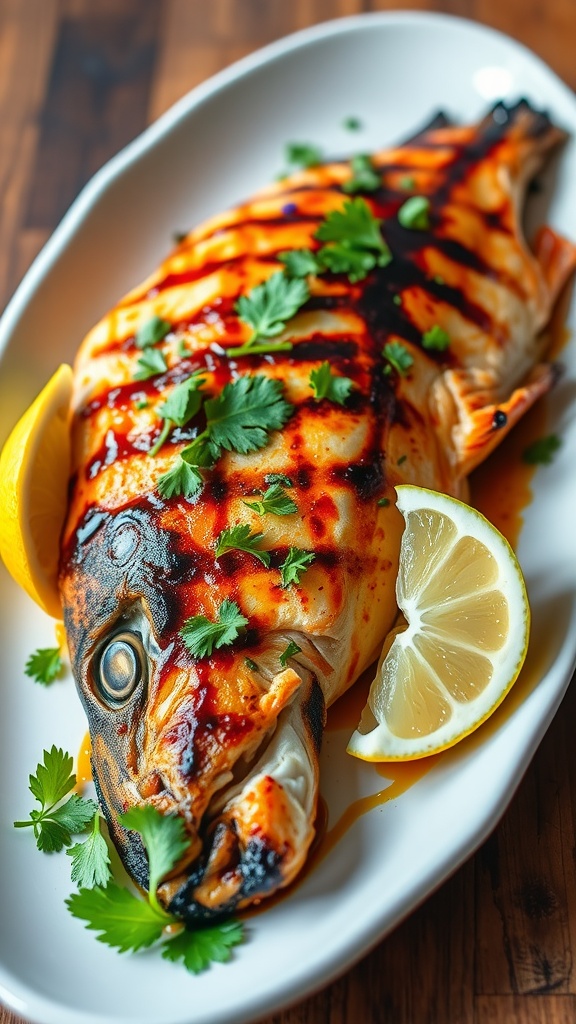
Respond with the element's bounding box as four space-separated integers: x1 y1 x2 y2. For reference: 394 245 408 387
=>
59 501 321 917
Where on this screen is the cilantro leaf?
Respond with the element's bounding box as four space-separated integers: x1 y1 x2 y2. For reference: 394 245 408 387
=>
398 195 431 230
25 647 63 686
279 548 315 588
215 525 271 567
51 794 99 834
279 640 302 667
161 920 244 974
243 483 298 517
157 459 203 500
135 315 172 349
67 813 112 889
285 142 323 169
342 154 381 194
315 198 389 258
264 473 293 487
318 244 382 282
204 375 294 456
235 271 309 343
181 600 249 659
120 805 189 914
522 434 562 465
278 248 322 279
383 341 414 377
422 325 451 352
27 746 75 810
309 362 354 405
66 883 166 953
134 348 168 381
156 373 205 428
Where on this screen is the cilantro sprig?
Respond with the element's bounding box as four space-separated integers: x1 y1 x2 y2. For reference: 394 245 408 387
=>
342 154 381 194
67 812 112 889
285 142 323 169
149 372 205 456
279 548 315 588
422 325 451 352
135 315 171 350
180 600 248 659
279 640 302 667
25 647 63 686
215 524 271 567
13 747 97 852
243 483 298 517
309 363 354 405
161 920 244 974
383 341 414 377
134 348 168 381
232 271 309 354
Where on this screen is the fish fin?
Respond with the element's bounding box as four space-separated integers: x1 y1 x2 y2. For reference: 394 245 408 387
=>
441 362 555 478
533 225 576 305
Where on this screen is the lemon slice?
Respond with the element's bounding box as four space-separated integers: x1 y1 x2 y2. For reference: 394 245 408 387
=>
0 364 73 618
348 484 530 761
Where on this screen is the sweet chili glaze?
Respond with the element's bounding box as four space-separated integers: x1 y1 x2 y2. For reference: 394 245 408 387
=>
61 101 576 918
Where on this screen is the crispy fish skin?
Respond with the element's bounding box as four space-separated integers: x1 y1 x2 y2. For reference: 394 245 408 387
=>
59 101 576 919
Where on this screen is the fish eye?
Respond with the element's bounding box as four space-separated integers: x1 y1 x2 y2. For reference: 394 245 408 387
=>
96 632 145 706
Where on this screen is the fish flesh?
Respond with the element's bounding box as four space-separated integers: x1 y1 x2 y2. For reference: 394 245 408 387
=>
59 100 576 920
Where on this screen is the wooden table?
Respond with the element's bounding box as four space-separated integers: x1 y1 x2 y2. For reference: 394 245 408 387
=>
1 2 576 1023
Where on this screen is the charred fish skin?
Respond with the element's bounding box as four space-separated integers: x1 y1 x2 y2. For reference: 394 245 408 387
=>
59 100 576 920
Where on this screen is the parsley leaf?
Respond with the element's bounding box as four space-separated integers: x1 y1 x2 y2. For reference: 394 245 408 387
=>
66 882 167 953
422 325 451 352
315 197 390 258
309 362 354 405
342 154 381 194
285 142 323 169
522 434 562 465
243 483 298 516
120 805 189 915
235 271 309 344
134 348 168 381
278 248 322 279
279 548 315 588
150 372 206 456
204 375 294 456
318 244 381 283
13 747 98 853
25 647 63 686
67 813 112 889
279 640 302 667
162 920 244 974
398 195 431 230
135 315 172 349
383 341 414 377
157 459 203 500
215 525 270 567
264 472 293 487
181 600 249 659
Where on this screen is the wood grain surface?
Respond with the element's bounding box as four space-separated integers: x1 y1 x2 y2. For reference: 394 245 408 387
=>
1 2 576 1023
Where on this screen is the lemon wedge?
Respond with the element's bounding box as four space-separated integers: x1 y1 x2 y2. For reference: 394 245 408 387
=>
348 484 530 761
0 364 73 618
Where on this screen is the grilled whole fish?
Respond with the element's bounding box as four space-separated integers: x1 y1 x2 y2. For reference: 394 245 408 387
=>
60 101 576 920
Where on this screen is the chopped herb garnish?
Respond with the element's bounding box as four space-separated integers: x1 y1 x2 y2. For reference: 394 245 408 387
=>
177 338 190 357
399 175 416 190
285 142 323 169
13 747 98 853
180 600 249 659
398 195 431 230
279 640 302 667
67 813 112 890
392 294 402 307
278 248 322 279
522 434 562 465
309 362 354 405
279 548 315 588
383 341 414 377
243 483 298 517
157 460 203 500
377 497 390 507
134 348 168 381
314 198 392 282
135 398 149 410
422 325 451 352
214 524 270 567
342 154 381 194
234 271 309 347
433 275 445 285
318 244 381 283
161 920 244 974
25 647 63 686
245 658 259 672
135 315 172 350
67 882 168 953
397 454 407 465
150 372 205 456
264 473 293 487
343 116 362 131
